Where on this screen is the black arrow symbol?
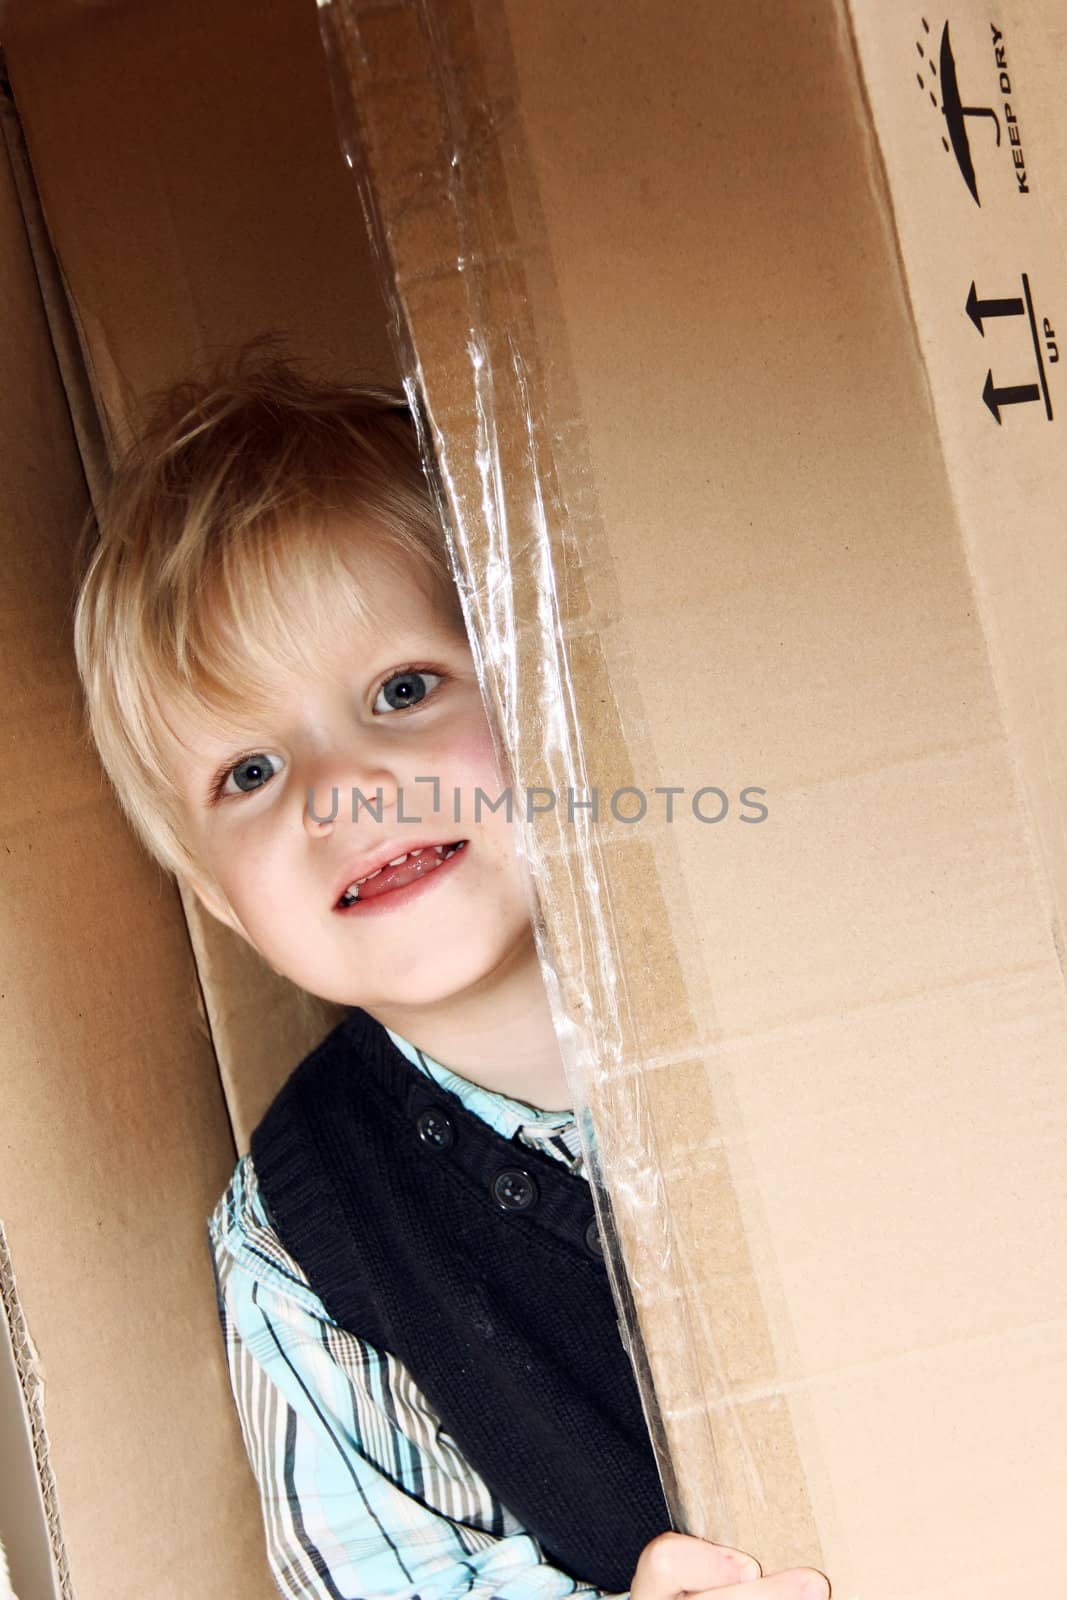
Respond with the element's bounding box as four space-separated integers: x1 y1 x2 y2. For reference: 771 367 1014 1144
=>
982 370 1041 423
966 281 1024 335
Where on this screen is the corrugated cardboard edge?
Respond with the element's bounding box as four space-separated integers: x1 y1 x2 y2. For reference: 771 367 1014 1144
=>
0 1223 72 1600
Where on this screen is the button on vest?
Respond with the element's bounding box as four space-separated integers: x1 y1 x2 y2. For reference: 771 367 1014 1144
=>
416 1106 455 1149
492 1167 538 1210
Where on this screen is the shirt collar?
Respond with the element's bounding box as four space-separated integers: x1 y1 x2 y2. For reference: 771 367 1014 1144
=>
384 1026 577 1147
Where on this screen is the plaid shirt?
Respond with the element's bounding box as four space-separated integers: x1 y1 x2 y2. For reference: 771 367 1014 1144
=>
207 1029 622 1600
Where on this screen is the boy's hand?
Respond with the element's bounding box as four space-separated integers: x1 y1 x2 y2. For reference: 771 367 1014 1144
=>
631 1531 830 1600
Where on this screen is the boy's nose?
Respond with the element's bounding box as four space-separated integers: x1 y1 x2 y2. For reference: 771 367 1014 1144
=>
304 785 340 834
300 748 401 837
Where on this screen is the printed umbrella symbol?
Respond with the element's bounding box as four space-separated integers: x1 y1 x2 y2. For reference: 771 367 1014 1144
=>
938 21 1000 205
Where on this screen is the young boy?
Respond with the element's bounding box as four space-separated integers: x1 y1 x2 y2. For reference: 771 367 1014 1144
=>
72 357 830 1600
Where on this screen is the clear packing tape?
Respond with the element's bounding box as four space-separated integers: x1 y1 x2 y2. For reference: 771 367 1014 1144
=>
317 1 1067 1593
317 0 736 1552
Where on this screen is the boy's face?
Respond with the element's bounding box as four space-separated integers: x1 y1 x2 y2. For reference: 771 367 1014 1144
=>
162 532 538 1021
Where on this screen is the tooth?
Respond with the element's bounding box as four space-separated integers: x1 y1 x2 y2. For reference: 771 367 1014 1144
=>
342 845 461 900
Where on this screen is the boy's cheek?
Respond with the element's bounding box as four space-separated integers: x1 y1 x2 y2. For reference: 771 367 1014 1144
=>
449 721 510 792
182 850 278 935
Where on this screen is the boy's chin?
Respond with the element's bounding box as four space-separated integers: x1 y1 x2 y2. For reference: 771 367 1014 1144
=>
351 932 538 1015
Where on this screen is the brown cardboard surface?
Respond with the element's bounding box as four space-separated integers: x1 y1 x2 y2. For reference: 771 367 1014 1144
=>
1 0 1064 1590
0 99 274 1599
3 0 395 1145
331 0 1067 1592
3 0 398 445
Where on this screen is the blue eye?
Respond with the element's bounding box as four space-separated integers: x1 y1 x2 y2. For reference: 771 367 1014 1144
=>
221 752 286 798
373 670 442 714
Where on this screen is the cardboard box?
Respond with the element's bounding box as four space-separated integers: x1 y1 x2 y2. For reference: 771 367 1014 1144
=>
1 0 1065 1597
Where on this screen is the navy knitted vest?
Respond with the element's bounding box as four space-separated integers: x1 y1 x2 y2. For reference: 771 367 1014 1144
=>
250 1007 670 1592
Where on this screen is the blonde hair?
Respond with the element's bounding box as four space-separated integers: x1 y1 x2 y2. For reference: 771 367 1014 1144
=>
72 353 461 885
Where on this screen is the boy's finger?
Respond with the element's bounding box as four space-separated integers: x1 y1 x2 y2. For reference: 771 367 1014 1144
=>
632 1533 763 1595
686 1569 830 1600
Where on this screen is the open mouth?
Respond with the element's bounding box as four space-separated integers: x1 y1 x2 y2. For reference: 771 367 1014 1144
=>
336 840 467 908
